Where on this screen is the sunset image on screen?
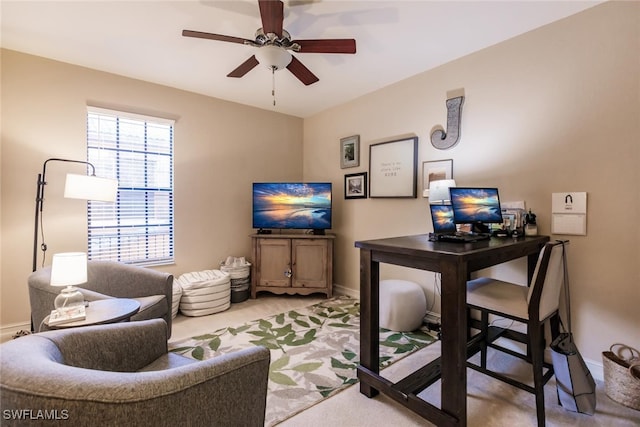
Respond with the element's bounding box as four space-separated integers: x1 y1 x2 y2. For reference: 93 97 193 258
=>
253 183 332 229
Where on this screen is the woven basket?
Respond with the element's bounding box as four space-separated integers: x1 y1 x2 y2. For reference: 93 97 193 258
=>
602 343 640 410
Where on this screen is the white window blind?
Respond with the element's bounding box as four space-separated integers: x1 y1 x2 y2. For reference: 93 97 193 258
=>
86 107 174 266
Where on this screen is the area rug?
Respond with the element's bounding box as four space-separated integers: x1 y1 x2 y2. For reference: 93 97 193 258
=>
169 296 435 426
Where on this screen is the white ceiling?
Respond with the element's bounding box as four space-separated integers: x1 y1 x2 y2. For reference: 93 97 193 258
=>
1 1 602 118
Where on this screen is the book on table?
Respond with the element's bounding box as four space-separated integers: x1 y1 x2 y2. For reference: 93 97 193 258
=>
48 305 86 326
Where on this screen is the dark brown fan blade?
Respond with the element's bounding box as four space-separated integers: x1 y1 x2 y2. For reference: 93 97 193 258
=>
227 56 260 78
182 30 251 45
286 56 319 86
258 0 283 37
293 39 356 54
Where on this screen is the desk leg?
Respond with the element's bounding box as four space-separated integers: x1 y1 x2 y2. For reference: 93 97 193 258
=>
359 248 379 397
440 261 468 426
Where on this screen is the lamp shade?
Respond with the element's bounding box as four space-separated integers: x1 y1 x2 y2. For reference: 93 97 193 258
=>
50 252 88 287
428 179 457 203
255 46 292 70
64 173 118 202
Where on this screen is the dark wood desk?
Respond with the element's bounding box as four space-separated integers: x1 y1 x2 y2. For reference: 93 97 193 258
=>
355 234 549 427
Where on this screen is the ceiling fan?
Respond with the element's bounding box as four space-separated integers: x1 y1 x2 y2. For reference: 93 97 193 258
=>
182 0 356 86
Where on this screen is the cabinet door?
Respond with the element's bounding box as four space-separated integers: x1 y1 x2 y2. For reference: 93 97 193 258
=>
292 239 328 289
258 238 292 287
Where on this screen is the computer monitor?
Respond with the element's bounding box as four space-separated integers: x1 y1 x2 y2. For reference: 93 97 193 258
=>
429 204 457 234
449 187 503 233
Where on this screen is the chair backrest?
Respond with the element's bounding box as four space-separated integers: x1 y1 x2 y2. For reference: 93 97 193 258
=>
526 241 568 321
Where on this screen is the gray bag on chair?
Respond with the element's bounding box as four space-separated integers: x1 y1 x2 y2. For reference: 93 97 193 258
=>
550 241 596 415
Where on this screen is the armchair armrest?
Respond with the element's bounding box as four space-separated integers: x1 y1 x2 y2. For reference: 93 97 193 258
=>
28 268 64 331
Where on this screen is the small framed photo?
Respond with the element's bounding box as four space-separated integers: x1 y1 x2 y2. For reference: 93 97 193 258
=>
422 159 453 198
344 172 367 199
340 135 360 169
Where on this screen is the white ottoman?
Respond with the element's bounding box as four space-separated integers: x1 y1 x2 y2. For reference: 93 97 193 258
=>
379 279 426 332
177 270 231 316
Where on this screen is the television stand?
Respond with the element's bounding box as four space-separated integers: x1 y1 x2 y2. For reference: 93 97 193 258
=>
251 234 334 299
311 229 325 235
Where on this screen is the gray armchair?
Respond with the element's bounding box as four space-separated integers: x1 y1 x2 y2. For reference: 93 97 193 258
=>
29 261 173 335
0 319 271 427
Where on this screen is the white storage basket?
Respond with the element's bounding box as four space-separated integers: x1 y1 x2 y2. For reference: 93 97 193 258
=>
220 256 251 303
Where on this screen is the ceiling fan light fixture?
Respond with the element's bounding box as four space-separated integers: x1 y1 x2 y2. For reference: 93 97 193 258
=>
255 45 292 71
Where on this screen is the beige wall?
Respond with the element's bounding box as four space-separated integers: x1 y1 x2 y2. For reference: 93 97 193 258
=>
1 49 303 328
303 1 639 366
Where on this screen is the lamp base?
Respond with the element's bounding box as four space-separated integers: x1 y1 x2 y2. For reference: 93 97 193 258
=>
54 286 84 310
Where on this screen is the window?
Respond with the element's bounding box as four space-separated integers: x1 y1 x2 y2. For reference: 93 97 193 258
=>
87 107 174 266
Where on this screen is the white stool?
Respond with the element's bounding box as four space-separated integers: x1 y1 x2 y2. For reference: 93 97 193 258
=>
177 270 231 316
379 279 426 331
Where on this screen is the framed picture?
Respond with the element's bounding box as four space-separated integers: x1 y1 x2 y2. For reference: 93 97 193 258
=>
340 135 360 169
369 136 418 198
344 172 367 199
422 159 453 198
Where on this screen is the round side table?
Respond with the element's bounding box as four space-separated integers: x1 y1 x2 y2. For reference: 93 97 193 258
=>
46 298 140 329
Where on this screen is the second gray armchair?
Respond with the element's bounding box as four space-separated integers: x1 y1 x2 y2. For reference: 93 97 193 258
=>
28 260 173 335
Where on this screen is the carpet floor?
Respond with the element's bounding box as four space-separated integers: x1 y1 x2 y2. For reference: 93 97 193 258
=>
170 294 640 426
170 296 434 426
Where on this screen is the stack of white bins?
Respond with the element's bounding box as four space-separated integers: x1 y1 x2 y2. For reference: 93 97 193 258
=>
176 270 231 316
220 256 251 303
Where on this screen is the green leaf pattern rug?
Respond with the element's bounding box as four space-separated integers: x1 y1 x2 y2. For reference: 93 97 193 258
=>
170 296 435 426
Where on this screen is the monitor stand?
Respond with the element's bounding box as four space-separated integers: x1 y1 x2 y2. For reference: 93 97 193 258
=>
471 223 490 234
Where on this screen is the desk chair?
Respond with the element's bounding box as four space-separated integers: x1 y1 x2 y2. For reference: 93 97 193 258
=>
466 241 567 427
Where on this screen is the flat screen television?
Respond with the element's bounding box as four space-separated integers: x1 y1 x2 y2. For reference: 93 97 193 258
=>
252 182 332 232
449 187 503 233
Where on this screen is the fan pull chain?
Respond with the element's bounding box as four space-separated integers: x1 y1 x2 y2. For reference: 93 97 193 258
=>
271 67 276 106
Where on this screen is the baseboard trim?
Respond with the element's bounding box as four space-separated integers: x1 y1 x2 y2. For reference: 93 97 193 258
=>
1 321 31 343
333 284 358 299
585 359 604 382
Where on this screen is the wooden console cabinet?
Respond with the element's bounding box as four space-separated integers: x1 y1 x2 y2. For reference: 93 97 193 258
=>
250 234 334 298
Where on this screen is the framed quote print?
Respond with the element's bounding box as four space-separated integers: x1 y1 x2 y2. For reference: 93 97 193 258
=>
369 136 418 198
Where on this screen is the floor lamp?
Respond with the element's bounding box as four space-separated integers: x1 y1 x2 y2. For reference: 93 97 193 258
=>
32 158 118 272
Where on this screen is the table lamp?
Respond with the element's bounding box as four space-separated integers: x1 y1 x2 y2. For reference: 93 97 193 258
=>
428 179 456 204
50 252 87 311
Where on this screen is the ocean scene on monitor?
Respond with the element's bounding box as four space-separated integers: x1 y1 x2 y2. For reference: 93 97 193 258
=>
430 205 456 233
253 183 332 230
450 188 503 223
